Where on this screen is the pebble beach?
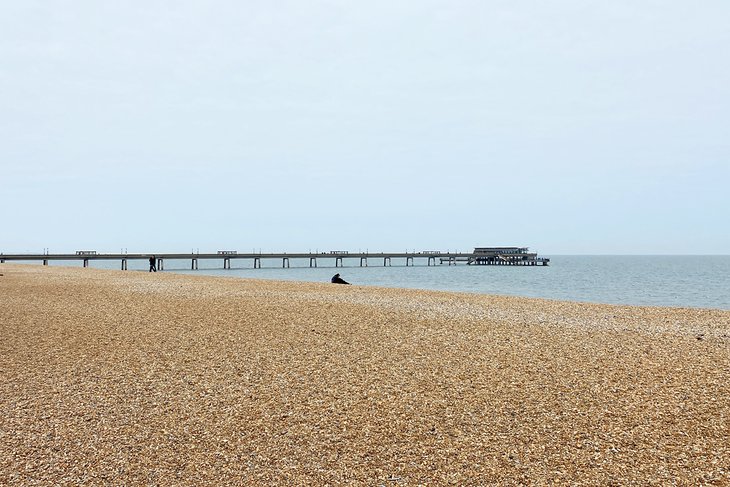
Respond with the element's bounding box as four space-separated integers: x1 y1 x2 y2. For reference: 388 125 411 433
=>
1 264 728 485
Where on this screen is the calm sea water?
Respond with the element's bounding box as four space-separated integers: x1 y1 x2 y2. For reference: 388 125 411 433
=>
62 255 730 310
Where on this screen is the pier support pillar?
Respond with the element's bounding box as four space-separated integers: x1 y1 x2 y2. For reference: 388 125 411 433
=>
224 258 230 270
83 259 89 268
192 258 198 270
360 257 367 267
406 256 413 267
335 257 343 267
121 259 128 270
384 257 391 266
254 257 261 269
428 257 435 266
310 257 317 268
158 259 164 270
43 259 48 266
283 257 289 268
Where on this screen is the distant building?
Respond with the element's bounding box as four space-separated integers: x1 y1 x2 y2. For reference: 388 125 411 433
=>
470 247 549 266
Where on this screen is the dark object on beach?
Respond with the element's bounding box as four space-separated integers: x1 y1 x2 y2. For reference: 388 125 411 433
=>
149 256 157 272
331 273 350 285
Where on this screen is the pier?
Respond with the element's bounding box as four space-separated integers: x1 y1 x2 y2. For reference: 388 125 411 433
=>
0 247 549 270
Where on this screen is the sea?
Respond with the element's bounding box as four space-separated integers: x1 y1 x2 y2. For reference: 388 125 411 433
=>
44 255 730 310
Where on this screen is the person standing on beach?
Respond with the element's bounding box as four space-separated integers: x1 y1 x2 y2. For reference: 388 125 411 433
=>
149 256 157 272
331 273 350 284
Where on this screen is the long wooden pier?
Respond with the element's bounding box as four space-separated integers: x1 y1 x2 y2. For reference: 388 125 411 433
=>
0 248 549 270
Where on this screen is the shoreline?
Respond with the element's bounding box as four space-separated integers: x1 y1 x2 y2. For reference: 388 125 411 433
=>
5 259 730 311
1 264 729 484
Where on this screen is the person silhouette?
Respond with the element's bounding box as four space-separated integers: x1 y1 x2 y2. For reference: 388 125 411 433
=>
331 273 350 284
149 256 157 272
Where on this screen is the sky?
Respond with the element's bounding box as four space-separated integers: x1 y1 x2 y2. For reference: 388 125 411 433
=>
1 1 728 255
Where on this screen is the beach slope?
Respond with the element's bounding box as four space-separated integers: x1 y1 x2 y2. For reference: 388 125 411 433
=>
1 264 728 484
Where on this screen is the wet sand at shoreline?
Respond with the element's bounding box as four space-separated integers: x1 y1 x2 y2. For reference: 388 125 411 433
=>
1 264 728 484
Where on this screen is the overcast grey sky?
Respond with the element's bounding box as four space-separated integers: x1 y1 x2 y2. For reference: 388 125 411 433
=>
2 1 728 254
